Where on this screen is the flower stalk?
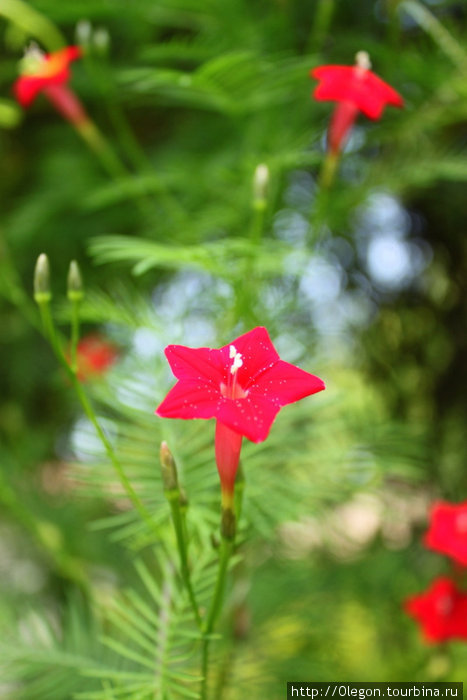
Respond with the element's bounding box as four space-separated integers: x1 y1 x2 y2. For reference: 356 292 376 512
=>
160 442 202 628
32 255 158 540
67 260 83 374
311 51 403 186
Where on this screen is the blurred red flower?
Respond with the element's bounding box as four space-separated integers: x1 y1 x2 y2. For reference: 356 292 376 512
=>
75 334 118 382
424 500 467 567
14 45 86 125
156 327 325 502
310 51 403 155
405 577 467 643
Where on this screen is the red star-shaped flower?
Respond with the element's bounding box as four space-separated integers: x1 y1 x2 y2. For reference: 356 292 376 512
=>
156 327 325 502
424 501 467 567
14 45 82 107
75 334 118 382
310 51 403 155
405 577 467 643
13 45 87 126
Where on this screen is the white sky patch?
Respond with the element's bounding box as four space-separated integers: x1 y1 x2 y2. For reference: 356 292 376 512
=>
132 327 165 359
273 209 309 244
70 416 118 462
366 235 413 289
300 257 343 304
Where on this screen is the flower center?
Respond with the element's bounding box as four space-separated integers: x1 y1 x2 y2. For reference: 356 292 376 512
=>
354 50 371 79
436 594 454 617
19 43 48 76
220 345 248 399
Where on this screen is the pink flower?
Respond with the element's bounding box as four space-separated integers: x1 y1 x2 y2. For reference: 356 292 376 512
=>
424 501 467 567
310 51 403 155
405 577 467 643
156 327 325 504
14 45 87 126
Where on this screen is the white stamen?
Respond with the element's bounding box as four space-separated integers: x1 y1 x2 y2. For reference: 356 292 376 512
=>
20 42 47 76
229 345 237 359
355 50 371 71
230 351 243 374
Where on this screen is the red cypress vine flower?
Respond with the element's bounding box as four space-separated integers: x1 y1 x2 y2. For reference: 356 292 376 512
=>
405 577 467 643
156 327 325 506
310 51 404 155
75 334 118 382
424 501 467 567
13 45 87 126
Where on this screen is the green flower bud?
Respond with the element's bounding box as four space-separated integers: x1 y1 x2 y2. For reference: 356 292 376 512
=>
160 441 178 492
33 253 51 304
67 260 84 302
253 163 269 210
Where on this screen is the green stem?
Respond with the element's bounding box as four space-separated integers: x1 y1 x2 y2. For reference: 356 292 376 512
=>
76 119 127 180
37 301 158 538
309 0 335 52
0 0 65 51
70 299 80 373
165 489 202 628
401 1 467 71
76 118 169 228
235 464 245 523
82 53 187 227
0 238 41 331
200 537 234 700
319 150 339 189
0 466 89 592
238 199 267 323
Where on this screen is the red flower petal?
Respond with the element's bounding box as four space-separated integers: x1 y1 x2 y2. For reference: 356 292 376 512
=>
156 380 221 420
14 75 48 107
248 359 325 407
221 327 280 387
405 577 467 643
157 326 324 443
75 334 118 381
311 64 403 119
424 501 467 566
13 45 81 107
164 344 226 386
216 394 281 443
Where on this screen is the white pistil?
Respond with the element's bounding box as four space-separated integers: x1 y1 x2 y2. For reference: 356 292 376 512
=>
226 345 244 398
230 354 243 374
355 50 371 71
20 42 47 75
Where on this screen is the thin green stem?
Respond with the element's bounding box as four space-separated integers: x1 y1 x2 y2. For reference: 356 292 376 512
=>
82 53 187 227
200 537 234 700
165 490 202 628
401 1 467 71
237 199 267 323
37 301 159 538
0 238 41 331
319 150 339 189
0 0 65 51
76 118 170 228
76 119 127 179
0 465 89 592
235 464 245 523
309 0 335 52
70 299 80 373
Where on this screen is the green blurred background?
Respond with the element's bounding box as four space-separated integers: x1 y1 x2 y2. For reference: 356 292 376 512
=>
1 0 467 697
